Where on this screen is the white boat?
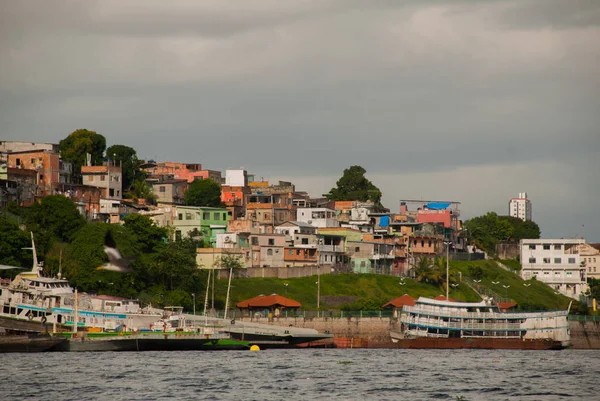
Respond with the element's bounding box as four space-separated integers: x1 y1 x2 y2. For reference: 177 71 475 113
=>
0 234 161 333
391 296 571 349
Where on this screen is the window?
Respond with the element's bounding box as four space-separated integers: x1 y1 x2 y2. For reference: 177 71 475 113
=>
529 244 536 250
533 271 539 275
355 247 360 252
554 271 561 276
31 158 35 164
301 238 308 245
554 244 562 250
543 258 550 264
90 176 94 182
289 250 293 255
185 213 192 220
543 244 550 250
566 271 572 276
116 190 120 196
39 174 44 181
568 258 576 264
360 261 366 267
296 250 300 255
544 271 550 275
251 237 258 245
554 258 561 264
528 257 536 263
223 213 227 220
203 212 210 220
267 249 273 256
178 213 183 220
268 239 275 246
101 175 105 181
16 158 21 166
159 186 166 193
214 213 220 221
175 230 181 241
109 188 114 197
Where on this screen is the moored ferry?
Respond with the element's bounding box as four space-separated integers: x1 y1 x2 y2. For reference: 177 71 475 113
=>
0 235 161 334
391 296 570 349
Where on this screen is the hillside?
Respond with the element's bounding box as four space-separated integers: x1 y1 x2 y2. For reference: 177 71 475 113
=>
209 260 572 311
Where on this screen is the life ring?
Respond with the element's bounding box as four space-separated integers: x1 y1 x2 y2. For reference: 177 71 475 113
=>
230 319 235 325
41 316 47 324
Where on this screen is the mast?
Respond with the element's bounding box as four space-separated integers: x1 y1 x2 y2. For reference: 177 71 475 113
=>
224 267 233 320
203 268 211 325
74 289 78 335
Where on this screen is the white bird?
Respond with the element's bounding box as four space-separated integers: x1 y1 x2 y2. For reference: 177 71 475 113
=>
96 230 135 273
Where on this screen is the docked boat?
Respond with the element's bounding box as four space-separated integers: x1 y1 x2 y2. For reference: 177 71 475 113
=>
390 296 570 350
0 234 161 334
0 332 67 353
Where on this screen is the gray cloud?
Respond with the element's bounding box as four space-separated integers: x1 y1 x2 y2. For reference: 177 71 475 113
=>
1 0 599 240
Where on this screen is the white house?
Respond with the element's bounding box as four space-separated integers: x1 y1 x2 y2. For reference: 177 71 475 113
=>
520 239 587 300
296 207 339 228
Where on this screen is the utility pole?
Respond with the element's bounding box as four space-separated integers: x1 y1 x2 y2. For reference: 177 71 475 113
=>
444 241 451 300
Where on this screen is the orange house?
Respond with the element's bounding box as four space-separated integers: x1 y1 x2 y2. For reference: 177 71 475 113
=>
284 247 318 267
7 150 60 196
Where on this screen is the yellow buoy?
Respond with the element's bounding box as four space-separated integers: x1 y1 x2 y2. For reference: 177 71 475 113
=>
250 345 260 352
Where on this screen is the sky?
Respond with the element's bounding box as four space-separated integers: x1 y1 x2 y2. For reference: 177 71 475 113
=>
1 0 599 241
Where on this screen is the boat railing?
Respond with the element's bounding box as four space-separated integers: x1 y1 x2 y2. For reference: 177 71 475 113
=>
404 317 523 330
403 305 567 320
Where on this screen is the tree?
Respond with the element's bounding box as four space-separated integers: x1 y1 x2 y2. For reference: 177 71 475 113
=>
324 166 384 209
214 254 245 277
127 179 156 205
62 222 139 292
184 179 223 207
59 129 107 177
25 195 86 257
122 214 168 253
465 212 541 256
464 212 514 256
498 216 541 241
0 216 32 270
106 144 139 191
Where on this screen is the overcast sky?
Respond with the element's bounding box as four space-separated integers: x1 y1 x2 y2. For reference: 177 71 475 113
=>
1 0 599 241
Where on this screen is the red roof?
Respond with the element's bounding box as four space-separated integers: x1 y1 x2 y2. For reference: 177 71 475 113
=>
497 301 518 311
382 294 416 308
237 294 301 309
434 295 455 302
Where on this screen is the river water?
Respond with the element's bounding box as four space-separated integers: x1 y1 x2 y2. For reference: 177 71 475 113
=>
1 349 598 401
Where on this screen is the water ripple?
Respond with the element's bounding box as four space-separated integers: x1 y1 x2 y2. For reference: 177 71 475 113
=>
0 349 598 400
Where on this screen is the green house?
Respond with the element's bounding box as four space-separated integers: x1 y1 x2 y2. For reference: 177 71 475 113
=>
173 206 229 247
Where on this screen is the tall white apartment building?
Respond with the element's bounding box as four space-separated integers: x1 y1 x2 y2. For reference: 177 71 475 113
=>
509 192 532 221
520 239 587 300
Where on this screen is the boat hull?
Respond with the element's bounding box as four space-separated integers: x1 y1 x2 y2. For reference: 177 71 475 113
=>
0 334 67 353
53 333 249 352
389 333 565 350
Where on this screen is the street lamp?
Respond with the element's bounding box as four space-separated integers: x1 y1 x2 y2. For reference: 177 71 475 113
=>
192 293 196 315
315 281 320 310
443 241 452 300
523 283 531 310
502 285 510 299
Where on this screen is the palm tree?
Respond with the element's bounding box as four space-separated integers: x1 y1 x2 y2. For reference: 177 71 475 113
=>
414 256 433 283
